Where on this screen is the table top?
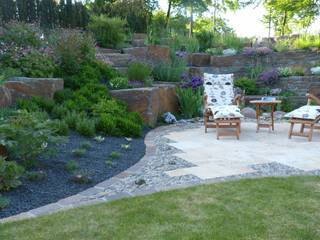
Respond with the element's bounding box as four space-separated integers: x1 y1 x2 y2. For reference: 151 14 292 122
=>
250 100 282 104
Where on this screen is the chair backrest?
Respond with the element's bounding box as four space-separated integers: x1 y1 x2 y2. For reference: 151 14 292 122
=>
203 73 234 107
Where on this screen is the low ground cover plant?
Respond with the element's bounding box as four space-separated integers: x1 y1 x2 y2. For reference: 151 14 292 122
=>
0 157 24 192
234 77 257 95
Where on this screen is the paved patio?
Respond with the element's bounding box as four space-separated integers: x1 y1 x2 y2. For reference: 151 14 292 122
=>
165 122 320 180
2 121 319 223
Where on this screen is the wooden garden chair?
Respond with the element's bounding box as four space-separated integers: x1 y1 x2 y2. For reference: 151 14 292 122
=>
203 73 243 139
286 93 320 141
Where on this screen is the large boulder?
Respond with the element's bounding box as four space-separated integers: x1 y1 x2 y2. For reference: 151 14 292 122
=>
4 77 63 103
241 107 256 119
110 84 178 126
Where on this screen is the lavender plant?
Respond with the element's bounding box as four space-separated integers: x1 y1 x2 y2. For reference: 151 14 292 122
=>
258 69 279 86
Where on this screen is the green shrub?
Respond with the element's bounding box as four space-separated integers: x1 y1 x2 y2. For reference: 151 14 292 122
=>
234 77 257 95
54 89 74 104
25 170 47 182
65 160 78 172
0 111 63 167
88 15 127 48
15 50 56 78
50 30 96 76
16 98 40 112
152 57 186 82
93 99 127 116
72 148 86 158
116 117 142 137
127 62 152 83
0 195 10 209
51 105 69 119
0 21 41 47
0 157 24 191
176 88 202 119
278 67 293 77
110 151 120 159
110 77 129 89
205 48 223 56
291 66 305 76
64 111 84 130
75 118 96 137
169 35 199 53
277 91 296 112
81 141 92 150
30 97 55 113
196 30 215 52
293 35 320 50
0 67 22 84
49 120 69 136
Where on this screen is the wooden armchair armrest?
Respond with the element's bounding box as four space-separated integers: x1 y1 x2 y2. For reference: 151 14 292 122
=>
233 94 242 107
306 93 320 105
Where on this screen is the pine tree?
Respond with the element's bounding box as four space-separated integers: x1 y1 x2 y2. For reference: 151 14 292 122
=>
0 0 17 22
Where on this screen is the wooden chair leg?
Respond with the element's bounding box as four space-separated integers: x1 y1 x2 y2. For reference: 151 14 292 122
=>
308 124 314 142
288 122 294 139
300 124 305 133
216 122 220 140
236 122 240 140
204 115 208 133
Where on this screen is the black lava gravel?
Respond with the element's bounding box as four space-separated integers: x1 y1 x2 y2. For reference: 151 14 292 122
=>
0 130 148 218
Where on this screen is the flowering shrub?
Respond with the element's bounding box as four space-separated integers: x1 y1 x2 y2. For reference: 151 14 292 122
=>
181 75 203 90
258 69 279 86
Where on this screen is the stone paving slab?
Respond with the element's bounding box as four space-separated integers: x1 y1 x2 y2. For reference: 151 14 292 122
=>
1 121 320 223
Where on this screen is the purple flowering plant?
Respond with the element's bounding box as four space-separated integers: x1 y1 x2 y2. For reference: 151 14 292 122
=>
243 47 273 56
258 69 279 86
181 74 203 91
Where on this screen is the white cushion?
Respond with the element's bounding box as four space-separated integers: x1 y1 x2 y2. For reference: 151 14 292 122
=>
209 105 244 119
204 73 234 107
285 105 320 120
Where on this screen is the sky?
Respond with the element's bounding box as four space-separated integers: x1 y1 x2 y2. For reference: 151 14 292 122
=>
158 1 320 37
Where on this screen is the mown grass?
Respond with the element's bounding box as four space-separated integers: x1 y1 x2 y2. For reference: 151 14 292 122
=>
1 176 320 240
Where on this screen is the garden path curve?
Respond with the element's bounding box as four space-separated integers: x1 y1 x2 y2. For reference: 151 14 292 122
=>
1 121 320 223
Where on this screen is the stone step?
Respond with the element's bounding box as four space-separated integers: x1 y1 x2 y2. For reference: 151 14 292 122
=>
96 47 121 54
132 33 147 40
96 53 132 67
132 39 146 47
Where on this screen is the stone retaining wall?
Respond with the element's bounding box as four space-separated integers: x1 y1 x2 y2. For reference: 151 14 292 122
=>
189 50 319 78
0 77 64 108
110 84 178 126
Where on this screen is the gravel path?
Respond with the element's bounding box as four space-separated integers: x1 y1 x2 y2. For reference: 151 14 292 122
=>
2 121 319 223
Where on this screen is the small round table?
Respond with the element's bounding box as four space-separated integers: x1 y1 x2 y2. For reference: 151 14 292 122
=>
249 100 282 132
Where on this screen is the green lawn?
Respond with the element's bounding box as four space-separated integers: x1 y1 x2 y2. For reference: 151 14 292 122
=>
1 176 320 240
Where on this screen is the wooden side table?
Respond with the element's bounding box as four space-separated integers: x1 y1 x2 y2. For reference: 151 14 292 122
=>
249 100 281 132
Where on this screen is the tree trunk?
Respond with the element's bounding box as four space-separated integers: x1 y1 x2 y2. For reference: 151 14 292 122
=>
189 5 193 37
281 11 287 36
165 0 172 28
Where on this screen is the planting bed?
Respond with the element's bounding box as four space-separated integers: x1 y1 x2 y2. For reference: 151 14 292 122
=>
0 130 148 219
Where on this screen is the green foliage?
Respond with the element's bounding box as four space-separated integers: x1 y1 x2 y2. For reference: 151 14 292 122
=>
72 148 86 158
81 141 92 150
0 21 41 47
278 67 293 77
54 89 74 104
152 57 186 82
94 99 143 137
49 120 69 136
121 144 130 150
196 31 215 51
0 195 10 209
0 157 24 192
65 160 78 173
109 77 129 89
25 170 47 182
30 97 55 113
0 111 63 167
127 63 152 83
247 66 264 80
0 68 22 84
234 77 257 95
147 11 168 45
50 30 96 77
277 91 296 112
169 35 199 53
16 98 41 112
88 15 127 48
176 88 202 119
110 151 120 159
293 35 320 50
51 105 69 119
64 111 83 130
14 50 56 78
75 118 96 137
205 48 223 56
291 66 305 76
